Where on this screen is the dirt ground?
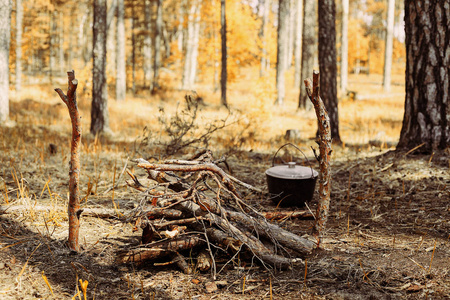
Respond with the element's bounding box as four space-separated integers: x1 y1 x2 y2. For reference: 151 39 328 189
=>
1 104 449 299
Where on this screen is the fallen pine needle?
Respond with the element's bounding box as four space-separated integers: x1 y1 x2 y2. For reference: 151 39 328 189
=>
42 271 54 296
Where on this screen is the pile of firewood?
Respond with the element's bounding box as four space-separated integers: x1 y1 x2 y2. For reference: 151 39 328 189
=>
117 151 315 273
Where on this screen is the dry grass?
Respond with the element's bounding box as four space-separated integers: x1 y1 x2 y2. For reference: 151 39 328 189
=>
2 70 448 299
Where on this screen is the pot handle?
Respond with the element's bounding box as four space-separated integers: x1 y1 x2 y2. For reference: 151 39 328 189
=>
272 143 316 178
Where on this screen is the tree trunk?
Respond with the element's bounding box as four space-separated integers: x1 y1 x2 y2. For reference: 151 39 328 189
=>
0 0 10 123
58 13 64 75
259 0 270 77
55 71 81 252
189 1 201 88
106 0 117 88
286 0 295 69
220 0 227 107
116 0 126 101
152 0 162 92
15 0 22 93
49 10 58 84
298 0 315 109
143 0 152 89
398 0 450 152
91 0 110 135
182 0 201 90
293 0 303 87
340 0 349 94
318 0 341 144
130 1 136 95
382 0 395 92
275 0 289 106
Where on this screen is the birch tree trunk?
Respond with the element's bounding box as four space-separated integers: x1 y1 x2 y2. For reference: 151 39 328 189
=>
116 0 126 101
298 0 315 109
293 0 303 87
340 0 349 94
143 0 152 89
182 0 201 90
220 0 227 107
398 0 450 152
106 0 117 87
382 0 395 92
91 0 110 135
318 0 341 143
275 0 289 106
152 0 162 91
58 13 64 75
15 0 22 93
286 0 295 70
259 0 270 77
0 0 10 123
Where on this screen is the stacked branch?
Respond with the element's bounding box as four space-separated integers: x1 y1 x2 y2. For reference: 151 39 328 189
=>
118 151 315 272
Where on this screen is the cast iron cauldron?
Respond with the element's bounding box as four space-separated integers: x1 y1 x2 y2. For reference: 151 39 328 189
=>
266 143 318 207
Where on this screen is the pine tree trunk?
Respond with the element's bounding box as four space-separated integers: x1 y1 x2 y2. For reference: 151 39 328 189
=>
91 0 110 135
382 0 395 92
398 0 450 152
298 0 315 109
286 0 295 70
0 0 10 123
15 0 22 93
259 0 270 77
116 0 126 101
275 0 289 106
220 0 227 107
152 0 162 91
318 0 341 143
340 0 349 94
143 0 152 89
293 0 303 87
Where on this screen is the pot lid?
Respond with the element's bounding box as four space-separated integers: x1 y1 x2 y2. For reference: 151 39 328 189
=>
266 162 318 180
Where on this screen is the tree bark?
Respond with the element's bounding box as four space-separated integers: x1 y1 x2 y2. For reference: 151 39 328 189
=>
130 0 136 95
116 0 126 101
182 0 201 90
143 0 152 89
220 0 228 107
382 0 395 92
318 0 341 144
55 71 81 252
398 0 450 152
106 0 117 85
152 0 162 92
340 0 349 94
286 0 295 70
293 0 303 87
15 0 22 93
275 0 289 106
91 0 110 135
259 0 271 77
304 71 332 247
0 0 10 123
298 0 315 109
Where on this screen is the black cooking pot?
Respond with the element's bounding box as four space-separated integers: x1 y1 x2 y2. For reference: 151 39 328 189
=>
266 143 318 207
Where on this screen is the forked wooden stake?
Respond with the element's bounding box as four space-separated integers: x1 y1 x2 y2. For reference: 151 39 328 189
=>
55 70 82 252
304 70 332 247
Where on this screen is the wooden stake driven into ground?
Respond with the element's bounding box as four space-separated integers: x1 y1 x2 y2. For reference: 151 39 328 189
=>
55 70 81 252
304 70 332 247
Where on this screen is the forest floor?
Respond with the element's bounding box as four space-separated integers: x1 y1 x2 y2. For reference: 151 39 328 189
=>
0 73 449 299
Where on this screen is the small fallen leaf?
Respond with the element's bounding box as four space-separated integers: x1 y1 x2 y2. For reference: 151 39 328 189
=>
191 279 200 285
407 284 423 292
205 281 218 293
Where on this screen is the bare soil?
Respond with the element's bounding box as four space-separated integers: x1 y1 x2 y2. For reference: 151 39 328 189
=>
1 112 449 299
